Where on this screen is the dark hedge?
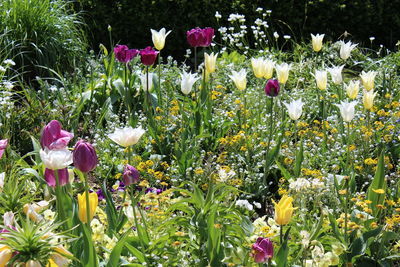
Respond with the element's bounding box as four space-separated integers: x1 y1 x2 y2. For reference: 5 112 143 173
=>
74 0 400 60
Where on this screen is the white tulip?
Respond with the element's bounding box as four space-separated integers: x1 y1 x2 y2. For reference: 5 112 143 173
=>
339 41 358 60
40 148 72 170
140 73 154 91
328 65 344 84
251 57 266 78
108 126 145 147
204 52 218 74
311 33 324 52
150 28 171 51
0 172 4 192
264 59 275 79
335 100 357 122
345 80 360 99
362 89 377 110
284 99 304 120
180 71 200 95
229 69 247 91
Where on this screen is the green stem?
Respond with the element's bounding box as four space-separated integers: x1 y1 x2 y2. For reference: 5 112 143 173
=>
280 225 283 245
264 97 274 182
194 47 197 73
130 187 146 249
54 170 65 226
84 172 92 229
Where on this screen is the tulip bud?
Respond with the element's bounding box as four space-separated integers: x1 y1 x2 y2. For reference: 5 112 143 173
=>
139 46 159 66
151 28 171 51
26 260 42 267
229 69 247 91
363 89 377 110
114 45 139 63
275 63 290 84
0 247 12 267
264 79 280 97
314 70 327 90
311 33 324 52
251 237 274 263
346 80 360 99
123 165 140 186
273 195 295 225
0 139 8 159
360 70 377 91
44 168 69 187
204 52 218 74
77 192 98 223
73 141 98 173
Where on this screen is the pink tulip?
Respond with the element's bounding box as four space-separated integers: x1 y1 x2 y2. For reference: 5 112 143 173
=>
114 45 139 63
44 168 69 187
40 120 74 150
251 237 274 263
186 27 214 47
0 139 8 159
139 46 159 66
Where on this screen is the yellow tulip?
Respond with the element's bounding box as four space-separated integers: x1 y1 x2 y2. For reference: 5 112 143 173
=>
150 28 171 51
204 52 218 74
78 192 98 223
314 70 327 90
229 69 247 91
263 59 275 79
273 195 295 225
363 89 377 110
311 33 324 52
360 70 377 91
251 57 266 78
346 80 360 99
275 63 290 84
0 246 12 267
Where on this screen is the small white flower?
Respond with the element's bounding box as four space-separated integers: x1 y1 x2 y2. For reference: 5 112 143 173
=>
273 32 279 39
108 126 145 147
40 148 72 170
215 11 222 19
235 199 253 211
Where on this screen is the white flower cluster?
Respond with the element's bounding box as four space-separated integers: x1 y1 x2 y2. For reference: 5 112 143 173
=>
289 177 325 193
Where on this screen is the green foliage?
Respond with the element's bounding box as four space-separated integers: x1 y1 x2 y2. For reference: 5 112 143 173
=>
0 0 88 80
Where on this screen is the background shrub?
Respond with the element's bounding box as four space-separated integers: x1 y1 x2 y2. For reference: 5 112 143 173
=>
0 0 88 80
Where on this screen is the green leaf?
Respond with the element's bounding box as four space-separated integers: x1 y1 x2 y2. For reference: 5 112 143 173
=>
367 150 386 216
275 227 291 267
107 232 130 267
80 223 99 267
294 139 304 177
276 161 291 180
102 180 118 235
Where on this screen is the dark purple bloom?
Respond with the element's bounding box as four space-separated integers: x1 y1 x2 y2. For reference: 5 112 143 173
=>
0 139 8 159
186 27 214 47
44 168 69 187
114 45 139 63
96 189 105 201
123 165 140 186
139 46 159 66
264 79 280 97
40 120 74 150
251 237 274 263
73 140 98 173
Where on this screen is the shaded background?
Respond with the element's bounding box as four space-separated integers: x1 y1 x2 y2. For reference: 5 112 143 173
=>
77 0 399 60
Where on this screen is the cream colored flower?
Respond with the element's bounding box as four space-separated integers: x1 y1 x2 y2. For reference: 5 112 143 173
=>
151 28 171 51
311 33 324 52
360 70 377 91
275 63 291 84
345 80 360 99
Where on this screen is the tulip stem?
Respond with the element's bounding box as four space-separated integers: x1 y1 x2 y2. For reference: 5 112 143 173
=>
84 173 92 229
54 170 65 227
264 97 274 181
158 52 162 107
194 47 197 73
280 225 283 245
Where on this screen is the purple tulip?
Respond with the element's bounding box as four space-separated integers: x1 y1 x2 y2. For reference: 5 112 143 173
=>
44 168 69 187
0 139 8 159
264 79 280 97
73 140 98 173
40 120 74 150
139 46 159 66
251 237 274 263
114 45 139 63
186 27 214 47
123 165 140 186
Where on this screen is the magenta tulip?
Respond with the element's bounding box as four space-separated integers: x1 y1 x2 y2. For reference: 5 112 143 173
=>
139 46 159 66
114 45 139 63
123 164 140 186
251 237 274 263
186 27 214 47
264 79 280 97
0 139 8 159
44 168 69 187
40 120 74 150
73 140 98 173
